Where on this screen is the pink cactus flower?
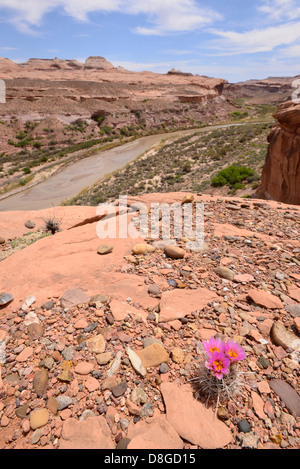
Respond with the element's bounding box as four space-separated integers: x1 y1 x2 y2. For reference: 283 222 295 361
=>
202 337 225 357
224 340 246 363
205 351 231 380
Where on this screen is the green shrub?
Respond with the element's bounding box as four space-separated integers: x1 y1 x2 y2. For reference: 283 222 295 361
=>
230 111 249 120
16 137 34 147
211 165 254 188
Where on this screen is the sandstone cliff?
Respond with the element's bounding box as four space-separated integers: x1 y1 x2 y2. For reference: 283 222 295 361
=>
256 101 300 205
223 76 300 105
0 56 230 126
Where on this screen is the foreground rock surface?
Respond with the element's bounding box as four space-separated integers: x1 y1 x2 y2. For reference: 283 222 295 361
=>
0 193 299 450
59 416 115 449
161 382 232 449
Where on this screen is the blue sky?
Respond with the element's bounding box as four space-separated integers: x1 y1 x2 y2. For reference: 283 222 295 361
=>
0 0 299 82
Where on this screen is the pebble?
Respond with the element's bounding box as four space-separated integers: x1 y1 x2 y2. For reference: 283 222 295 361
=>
269 379 300 418
62 345 76 361
132 244 156 255
240 431 260 449
86 334 106 354
30 409 49 430
25 220 36 229
164 245 185 259
22 295 36 311
96 352 113 365
97 244 114 255
42 300 55 310
0 292 14 307
47 396 58 415
140 402 154 418
31 428 43 444
270 321 300 351
74 361 94 375
215 266 235 281
126 347 146 377
137 343 169 368
60 289 90 309
16 346 33 362
112 381 127 398
84 376 100 392
56 396 73 411
159 363 169 374
147 284 161 297
106 351 122 377
237 419 252 433
33 369 48 396
28 323 44 342
15 404 30 419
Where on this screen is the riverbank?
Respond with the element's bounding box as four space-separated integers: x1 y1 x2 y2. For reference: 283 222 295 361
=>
65 121 273 207
0 119 273 212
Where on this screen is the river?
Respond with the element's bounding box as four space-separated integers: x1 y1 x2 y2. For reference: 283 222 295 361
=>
0 123 254 211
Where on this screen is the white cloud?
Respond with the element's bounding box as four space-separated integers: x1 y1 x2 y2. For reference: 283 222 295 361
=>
278 43 300 58
0 46 18 50
258 0 300 21
209 21 300 54
127 0 221 35
0 0 220 35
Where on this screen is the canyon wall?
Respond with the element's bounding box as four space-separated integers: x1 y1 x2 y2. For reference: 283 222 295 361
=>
0 56 230 125
256 101 300 205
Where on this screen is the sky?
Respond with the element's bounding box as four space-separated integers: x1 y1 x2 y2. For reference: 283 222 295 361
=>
0 0 299 82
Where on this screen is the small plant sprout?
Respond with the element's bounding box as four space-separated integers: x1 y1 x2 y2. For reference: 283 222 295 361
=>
191 336 248 409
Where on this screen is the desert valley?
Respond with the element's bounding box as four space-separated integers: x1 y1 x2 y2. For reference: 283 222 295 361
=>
0 55 299 451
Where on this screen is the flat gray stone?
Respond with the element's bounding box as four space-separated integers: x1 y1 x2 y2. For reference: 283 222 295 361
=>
112 381 127 398
0 292 14 307
285 304 300 318
42 300 55 310
25 220 36 229
56 395 73 411
269 379 300 418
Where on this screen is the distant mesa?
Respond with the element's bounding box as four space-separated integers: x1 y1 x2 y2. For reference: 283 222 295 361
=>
0 56 115 73
84 56 115 71
167 68 193 77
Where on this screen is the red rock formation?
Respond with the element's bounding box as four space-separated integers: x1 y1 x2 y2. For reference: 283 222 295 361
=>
0 56 232 134
223 75 300 104
256 101 300 205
